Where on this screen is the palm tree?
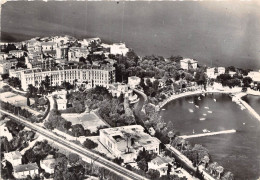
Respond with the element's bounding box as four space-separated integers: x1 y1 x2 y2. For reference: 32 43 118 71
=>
167 131 175 144
200 155 210 167
216 166 224 179
208 162 218 175
221 171 234 180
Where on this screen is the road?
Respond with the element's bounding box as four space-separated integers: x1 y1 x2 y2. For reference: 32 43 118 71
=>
133 88 147 117
166 144 215 180
0 109 148 180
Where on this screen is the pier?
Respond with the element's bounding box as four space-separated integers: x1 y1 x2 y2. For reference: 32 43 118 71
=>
234 92 260 122
180 129 236 139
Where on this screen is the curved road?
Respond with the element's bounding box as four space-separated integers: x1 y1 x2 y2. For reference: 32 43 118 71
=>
0 109 148 180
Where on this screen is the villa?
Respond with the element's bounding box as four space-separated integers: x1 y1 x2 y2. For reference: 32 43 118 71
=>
110 43 129 56
9 50 25 58
0 59 18 75
128 76 141 89
13 163 39 179
99 125 161 163
217 67 226 74
206 68 216 79
41 42 58 52
180 58 198 70
68 47 89 62
40 155 55 174
248 70 260 82
109 83 139 104
53 90 68 110
0 52 8 60
0 124 13 141
148 155 174 176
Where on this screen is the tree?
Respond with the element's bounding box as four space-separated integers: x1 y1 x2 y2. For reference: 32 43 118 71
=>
167 163 172 175
113 157 123 165
167 121 174 131
83 139 98 149
221 171 234 180
137 158 148 172
121 115 134 125
147 169 160 180
68 153 80 165
242 77 252 87
70 124 85 137
27 96 30 106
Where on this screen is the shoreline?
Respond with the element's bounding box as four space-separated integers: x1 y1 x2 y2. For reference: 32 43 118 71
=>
157 87 242 109
157 87 260 123
158 87 260 108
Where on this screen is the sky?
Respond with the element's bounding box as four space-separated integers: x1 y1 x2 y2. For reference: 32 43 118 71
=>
1 1 260 69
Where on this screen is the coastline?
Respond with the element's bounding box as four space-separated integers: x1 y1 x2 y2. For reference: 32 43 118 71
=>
157 87 260 123
157 87 242 109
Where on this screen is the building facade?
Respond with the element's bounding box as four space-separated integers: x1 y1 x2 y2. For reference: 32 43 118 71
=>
0 59 18 74
128 76 141 89
9 50 25 58
110 43 129 56
68 47 89 62
206 68 216 79
180 58 198 70
148 156 174 176
10 65 115 90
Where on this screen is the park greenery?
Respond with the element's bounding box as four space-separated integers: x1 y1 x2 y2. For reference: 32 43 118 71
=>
1 121 35 153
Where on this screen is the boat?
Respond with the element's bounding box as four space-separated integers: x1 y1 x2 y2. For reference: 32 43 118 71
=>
189 109 194 113
213 99 217 102
198 97 201 100
208 111 212 113
204 106 209 109
243 122 245 125
203 113 207 116
202 129 210 133
188 101 194 104
162 108 166 111
195 105 199 108
200 118 206 121
193 129 195 134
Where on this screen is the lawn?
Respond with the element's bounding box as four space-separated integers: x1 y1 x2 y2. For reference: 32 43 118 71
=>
61 112 107 132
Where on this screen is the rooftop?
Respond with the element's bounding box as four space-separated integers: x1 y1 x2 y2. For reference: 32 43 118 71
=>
9 50 24 53
41 158 55 169
4 151 22 160
100 125 161 151
151 156 173 166
14 63 114 74
129 76 141 80
14 163 38 173
41 42 57 46
181 58 197 63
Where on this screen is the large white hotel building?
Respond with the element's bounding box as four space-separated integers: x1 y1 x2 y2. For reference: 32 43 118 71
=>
9 64 115 90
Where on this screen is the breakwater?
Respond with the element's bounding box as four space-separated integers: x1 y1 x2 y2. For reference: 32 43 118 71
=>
180 129 236 139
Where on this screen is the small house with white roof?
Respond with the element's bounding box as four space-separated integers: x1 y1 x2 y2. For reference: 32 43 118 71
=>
40 155 55 174
4 151 22 166
148 155 174 176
